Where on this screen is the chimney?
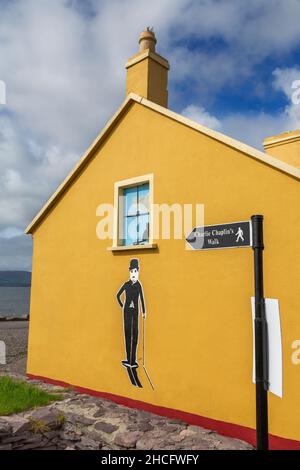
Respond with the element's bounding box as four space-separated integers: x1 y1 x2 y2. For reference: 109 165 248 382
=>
263 129 300 169
126 28 169 108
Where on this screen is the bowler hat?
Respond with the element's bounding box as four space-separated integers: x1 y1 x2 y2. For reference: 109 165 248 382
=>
129 258 139 270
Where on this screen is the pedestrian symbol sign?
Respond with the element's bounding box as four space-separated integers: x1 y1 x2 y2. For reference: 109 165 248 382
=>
235 226 245 243
186 221 252 250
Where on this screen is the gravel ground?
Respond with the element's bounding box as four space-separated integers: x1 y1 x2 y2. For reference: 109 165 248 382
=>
0 321 28 375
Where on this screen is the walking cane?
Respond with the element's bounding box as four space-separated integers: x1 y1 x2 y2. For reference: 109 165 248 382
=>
142 316 154 390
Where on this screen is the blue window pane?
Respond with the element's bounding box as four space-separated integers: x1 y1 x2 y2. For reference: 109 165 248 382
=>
122 183 150 246
138 184 149 215
138 214 149 243
124 186 137 216
124 216 138 246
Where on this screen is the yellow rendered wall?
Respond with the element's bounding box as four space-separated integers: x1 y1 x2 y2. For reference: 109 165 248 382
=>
265 140 300 169
27 102 300 442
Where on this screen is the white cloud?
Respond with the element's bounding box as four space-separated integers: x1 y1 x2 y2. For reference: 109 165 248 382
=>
273 67 300 99
0 227 23 240
273 67 300 129
221 112 288 149
0 114 79 231
181 65 300 149
170 0 300 56
182 104 221 130
225 67 300 148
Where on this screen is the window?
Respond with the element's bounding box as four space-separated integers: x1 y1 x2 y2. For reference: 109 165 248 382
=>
123 183 149 246
111 174 154 250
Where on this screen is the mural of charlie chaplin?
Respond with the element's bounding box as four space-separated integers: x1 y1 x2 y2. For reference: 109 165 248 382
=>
116 258 146 387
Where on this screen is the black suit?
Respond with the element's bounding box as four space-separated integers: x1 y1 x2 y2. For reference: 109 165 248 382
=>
117 280 145 365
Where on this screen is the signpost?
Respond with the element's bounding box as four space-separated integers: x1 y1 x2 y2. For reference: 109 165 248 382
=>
186 215 269 451
251 215 269 451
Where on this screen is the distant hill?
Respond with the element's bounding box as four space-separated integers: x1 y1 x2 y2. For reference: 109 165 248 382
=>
0 271 31 287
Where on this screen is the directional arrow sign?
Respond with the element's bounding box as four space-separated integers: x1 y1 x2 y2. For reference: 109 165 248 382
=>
186 221 252 250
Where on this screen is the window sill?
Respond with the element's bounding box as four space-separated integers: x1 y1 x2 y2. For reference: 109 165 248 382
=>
107 243 158 252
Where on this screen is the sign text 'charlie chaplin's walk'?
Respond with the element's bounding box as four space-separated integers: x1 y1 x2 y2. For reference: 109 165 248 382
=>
186 221 252 250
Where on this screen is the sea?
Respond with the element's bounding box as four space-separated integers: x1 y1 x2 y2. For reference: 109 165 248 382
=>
0 287 31 317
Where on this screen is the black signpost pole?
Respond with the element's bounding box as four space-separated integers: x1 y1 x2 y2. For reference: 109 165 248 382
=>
251 215 269 451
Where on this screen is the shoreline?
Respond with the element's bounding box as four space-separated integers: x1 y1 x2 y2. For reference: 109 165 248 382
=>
0 315 29 321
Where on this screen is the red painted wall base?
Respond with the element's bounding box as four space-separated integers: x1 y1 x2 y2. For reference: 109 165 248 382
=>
27 373 300 450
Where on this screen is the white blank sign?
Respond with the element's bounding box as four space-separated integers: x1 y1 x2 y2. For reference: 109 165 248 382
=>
0 341 5 365
251 298 283 398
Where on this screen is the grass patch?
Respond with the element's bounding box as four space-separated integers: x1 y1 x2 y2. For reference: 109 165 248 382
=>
0 376 63 416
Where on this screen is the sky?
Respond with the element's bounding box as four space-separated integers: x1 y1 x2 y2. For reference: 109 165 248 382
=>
0 0 300 271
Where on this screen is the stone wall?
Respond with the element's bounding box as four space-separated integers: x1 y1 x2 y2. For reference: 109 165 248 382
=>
0 408 65 450
0 376 252 451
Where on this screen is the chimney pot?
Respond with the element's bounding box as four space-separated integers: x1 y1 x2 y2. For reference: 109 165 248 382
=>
125 29 169 107
139 28 157 52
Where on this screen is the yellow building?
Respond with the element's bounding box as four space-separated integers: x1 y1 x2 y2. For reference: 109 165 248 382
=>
26 30 300 449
